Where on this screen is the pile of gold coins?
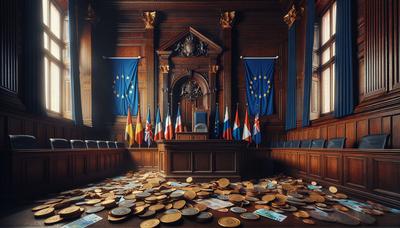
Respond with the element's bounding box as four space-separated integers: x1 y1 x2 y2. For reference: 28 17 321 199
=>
30 171 398 227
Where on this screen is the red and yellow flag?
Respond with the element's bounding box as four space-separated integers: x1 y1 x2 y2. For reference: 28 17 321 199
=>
125 108 134 147
135 108 144 146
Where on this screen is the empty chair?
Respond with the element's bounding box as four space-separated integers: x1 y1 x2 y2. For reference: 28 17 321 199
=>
311 139 326 148
70 140 86 149
85 140 98 149
283 141 290 148
358 134 389 149
291 140 301 148
300 140 312 148
107 141 117 148
115 142 125 148
49 138 70 150
9 135 38 150
326 137 346 149
276 141 285 148
97 140 108 148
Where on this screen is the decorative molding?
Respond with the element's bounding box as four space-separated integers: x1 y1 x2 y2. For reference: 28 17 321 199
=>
220 11 235 29
85 0 98 24
160 65 170 74
283 5 303 28
180 80 203 100
143 11 156 29
173 33 208 57
210 65 219 74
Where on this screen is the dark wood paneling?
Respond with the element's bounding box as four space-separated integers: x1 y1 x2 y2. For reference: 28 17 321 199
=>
344 155 368 189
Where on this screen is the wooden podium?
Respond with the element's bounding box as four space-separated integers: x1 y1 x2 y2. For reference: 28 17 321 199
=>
175 132 209 140
157 140 245 181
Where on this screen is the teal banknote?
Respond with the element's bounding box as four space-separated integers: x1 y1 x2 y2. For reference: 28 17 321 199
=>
254 209 287 222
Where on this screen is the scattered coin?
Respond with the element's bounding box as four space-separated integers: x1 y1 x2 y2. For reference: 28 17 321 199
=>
184 190 196 200
230 207 247 214
173 200 186 209
58 206 80 218
138 210 156 219
261 194 276 202
34 207 55 218
110 206 131 218
293 210 310 218
240 212 260 220
160 212 182 224
181 207 200 217
329 186 338 194
218 216 241 228
303 218 316 224
86 206 105 214
197 211 213 222
149 204 165 212
186 177 193 183
218 178 230 188
44 215 63 225
108 214 127 222
217 208 229 212
86 199 102 205
140 218 160 228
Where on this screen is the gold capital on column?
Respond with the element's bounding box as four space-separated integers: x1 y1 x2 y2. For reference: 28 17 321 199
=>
283 5 303 28
220 11 235 29
143 11 156 29
160 65 170 74
210 65 219 74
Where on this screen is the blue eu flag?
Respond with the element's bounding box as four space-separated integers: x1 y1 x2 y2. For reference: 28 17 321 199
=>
111 59 139 116
243 59 275 117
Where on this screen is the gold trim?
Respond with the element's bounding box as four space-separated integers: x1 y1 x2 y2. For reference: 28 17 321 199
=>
143 11 156 29
220 11 235 29
283 5 303 28
160 65 170 74
210 65 219 74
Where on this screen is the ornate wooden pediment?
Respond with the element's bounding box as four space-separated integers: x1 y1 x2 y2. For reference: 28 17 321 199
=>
157 27 222 57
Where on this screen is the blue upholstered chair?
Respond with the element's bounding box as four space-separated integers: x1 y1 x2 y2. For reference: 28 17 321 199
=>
97 140 108 148
49 138 70 150
9 135 38 150
358 134 389 149
70 140 86 149
115 142 125 148
107 141 117 148
311 139 326 148
326 137 346 149
85 140 98 149
300 140 312 148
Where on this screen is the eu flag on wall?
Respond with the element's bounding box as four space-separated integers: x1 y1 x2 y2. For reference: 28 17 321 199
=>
243 59 275 117
111 59 139 116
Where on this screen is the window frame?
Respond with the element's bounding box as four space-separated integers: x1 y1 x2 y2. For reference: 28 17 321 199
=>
43 0 71 118
311 0 337 119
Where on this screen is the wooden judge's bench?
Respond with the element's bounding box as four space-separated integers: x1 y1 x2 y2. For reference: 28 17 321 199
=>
157 139 246 181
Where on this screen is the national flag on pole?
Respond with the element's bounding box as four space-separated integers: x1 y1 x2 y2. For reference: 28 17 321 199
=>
145 106 153 147
164 108 173 140
154 106 163 141
253 113 261 145
222 106 233 140
125 108 134 147
175 104 183 134
232 105 241 141
213 104 221 139
135 108 144 146
242 107 252 143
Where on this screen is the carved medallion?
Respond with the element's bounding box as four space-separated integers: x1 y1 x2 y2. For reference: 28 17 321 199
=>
173 34 208 57
180 80 203 100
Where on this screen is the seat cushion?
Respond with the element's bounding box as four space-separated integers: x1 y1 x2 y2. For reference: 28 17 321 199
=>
326 138 346 149
50 138 70 150
85 140 98 149
116 142 125 148
97 141 108 148
291 140 301 148
107 141 117 148
358 134 389 149
300 140 312 148
311 139 326 148
70 140 86 149
9 135 38 150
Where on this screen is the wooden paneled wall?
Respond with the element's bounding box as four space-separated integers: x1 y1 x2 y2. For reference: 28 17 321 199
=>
288 0 400 148
270 148 400 207
92 1 288 144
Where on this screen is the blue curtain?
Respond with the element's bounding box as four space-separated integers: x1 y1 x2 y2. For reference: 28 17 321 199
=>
302 0 315 127
286 23 297 130
69 0 83 125
111 59 139 116
334 0 354 117
23 0 45 114
243 59 275 117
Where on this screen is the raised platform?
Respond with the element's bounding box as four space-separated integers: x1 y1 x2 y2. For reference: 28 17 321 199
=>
157 140 246 181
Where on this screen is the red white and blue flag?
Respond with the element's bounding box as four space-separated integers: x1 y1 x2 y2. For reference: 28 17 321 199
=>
253 113 261 145
232 105 241 141
154 106 163 141
175 104 183 134
145 106 153 147
242 107 252 143
222 106 233 140
164 108 174 140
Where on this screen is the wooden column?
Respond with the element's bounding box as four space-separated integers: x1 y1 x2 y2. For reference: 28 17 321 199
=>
157 52 171 118
220 11 235 112
143 11 157 117
209 61 219 124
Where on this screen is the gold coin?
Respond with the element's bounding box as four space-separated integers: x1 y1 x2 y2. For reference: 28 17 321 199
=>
262 194 276 202
255 205 270 210
44 199 63 205
101 199 116 208
86 199 102 205
44 215 63 225
197 191 210 199
160 212 182 224
58 205 80 216
165 203 173 210
173 200 186 209
34 207 55 218
303 218 315 224
293 210 310 218
32 204 50 212
329 186 338 194
108 214 127 222
218 217 241 228
228 194 245 203
124 194 136 200
309 194 325 203
149 204 165 212
186 177 193 183
140 218 160 228
184 190 196 200
335 193 348 199
275 194 288 202
333 204 349 212
194 203 208 212
134 206 146 215
218 178 230 188
217 208 229 212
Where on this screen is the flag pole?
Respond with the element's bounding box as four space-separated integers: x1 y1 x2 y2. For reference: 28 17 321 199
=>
148 104 150 148
138 103 141 149
245 103 250 149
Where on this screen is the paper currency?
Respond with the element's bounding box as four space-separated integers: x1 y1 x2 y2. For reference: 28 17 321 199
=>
195 198 234 210
254 209 287 222
61 214 102 228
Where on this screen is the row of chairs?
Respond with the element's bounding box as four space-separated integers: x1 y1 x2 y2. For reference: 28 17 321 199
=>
8 135 125 150
271 134 389 149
